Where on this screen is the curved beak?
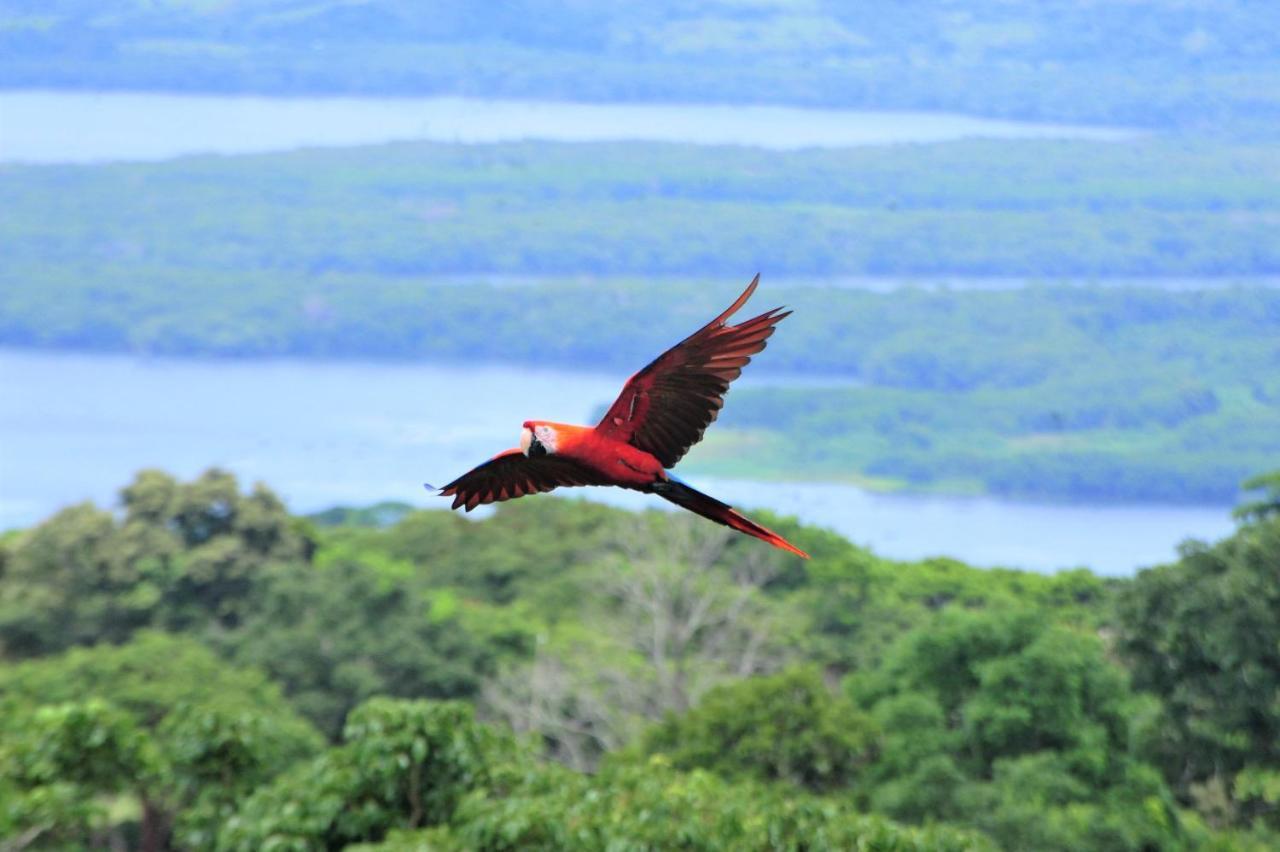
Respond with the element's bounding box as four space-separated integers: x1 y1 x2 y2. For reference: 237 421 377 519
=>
519 427 534 457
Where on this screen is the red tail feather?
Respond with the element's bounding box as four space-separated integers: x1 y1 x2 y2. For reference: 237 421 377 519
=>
654 478 809 558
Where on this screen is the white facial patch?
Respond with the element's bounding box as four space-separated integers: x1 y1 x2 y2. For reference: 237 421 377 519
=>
534 424 558 453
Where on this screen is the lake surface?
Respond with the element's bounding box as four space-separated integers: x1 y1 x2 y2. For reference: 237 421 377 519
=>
0 91 1136 164
0 349 1234 576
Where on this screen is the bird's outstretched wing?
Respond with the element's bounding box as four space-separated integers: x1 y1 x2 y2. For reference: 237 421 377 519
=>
438 449 612 511
594 275 790 468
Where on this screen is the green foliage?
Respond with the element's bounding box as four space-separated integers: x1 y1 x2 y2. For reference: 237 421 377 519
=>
4 699 157 798
641 667 876 793
225 557 516 738
5 140 1280 293
956 755 1179 852
162 705 324 850
0 632 317 734
0 699 159 850
219 699 518 850
4 471 1279 848
373 497 625 605
850 609 1185 850
1235 768 1280 830
796 540 1115 674
0 634 323 849
430 757 993 852
1234 470 1280 521
855 611 1139 772
0 469 312 657
1116 510 1280 807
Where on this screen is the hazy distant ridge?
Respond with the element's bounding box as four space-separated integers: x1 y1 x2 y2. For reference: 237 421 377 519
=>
4 0 1279 131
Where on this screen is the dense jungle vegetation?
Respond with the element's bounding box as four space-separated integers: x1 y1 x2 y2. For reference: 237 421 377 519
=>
4 1 1280 132
1 468 1278 849
2 138 1278 504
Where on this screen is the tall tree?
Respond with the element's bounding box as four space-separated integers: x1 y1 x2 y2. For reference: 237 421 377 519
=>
1117 505 1280 821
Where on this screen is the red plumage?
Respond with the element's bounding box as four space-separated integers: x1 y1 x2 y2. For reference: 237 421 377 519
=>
438 275 808 558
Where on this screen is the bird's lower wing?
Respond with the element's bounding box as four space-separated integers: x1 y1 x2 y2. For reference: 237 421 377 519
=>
438 449 613 511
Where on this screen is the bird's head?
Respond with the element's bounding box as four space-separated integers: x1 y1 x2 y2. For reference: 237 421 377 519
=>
520 421 558 458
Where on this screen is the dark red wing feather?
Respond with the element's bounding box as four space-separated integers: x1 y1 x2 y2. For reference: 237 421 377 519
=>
439 449 613 512
595 275 790 468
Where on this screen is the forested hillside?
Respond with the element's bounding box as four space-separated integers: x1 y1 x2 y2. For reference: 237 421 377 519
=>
5 139 1279 278
3 137 1278 503
1 469 1278 849
4 1 1279 131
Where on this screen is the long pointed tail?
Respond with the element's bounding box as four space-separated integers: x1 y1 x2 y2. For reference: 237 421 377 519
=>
654 477 809 558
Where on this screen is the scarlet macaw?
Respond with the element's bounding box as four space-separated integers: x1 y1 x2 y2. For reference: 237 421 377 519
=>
437 275 808 558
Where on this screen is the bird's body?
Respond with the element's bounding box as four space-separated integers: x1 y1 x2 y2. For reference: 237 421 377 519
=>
525 422 666 488
438 276 809 558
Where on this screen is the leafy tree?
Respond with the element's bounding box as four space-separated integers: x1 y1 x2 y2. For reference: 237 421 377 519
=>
0 698 325 852
0 632 318 735
421 757 994 852
1234 470 1280 522
0 700 163 851
851 609 1185 850
865 694 965 823
162 705 324 850
144 469 313 630
0 469 312 657
219 699 518 850
956 754 1179 852
377 498 624 605
222 709 991 852
641 666 876 793
226 557 518 738
961 626 1133 777
1235 768 1280 832
0 634 323 850
0 498 159 657
1117 508 1280 816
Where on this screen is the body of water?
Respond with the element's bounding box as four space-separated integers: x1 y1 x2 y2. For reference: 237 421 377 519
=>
0 91 1136 163
0 350 1234 576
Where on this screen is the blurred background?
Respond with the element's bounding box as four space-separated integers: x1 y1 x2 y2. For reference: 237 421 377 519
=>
1 3 1279 850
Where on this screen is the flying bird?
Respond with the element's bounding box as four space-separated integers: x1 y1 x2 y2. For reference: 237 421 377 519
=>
436 275 808 558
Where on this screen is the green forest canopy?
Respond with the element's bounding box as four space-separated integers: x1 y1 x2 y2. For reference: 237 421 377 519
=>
1 469 1279 849
5 138 1280 278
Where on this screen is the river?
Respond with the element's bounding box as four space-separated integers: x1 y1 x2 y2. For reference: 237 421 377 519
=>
0 349 1234 576
0 90 1136 164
